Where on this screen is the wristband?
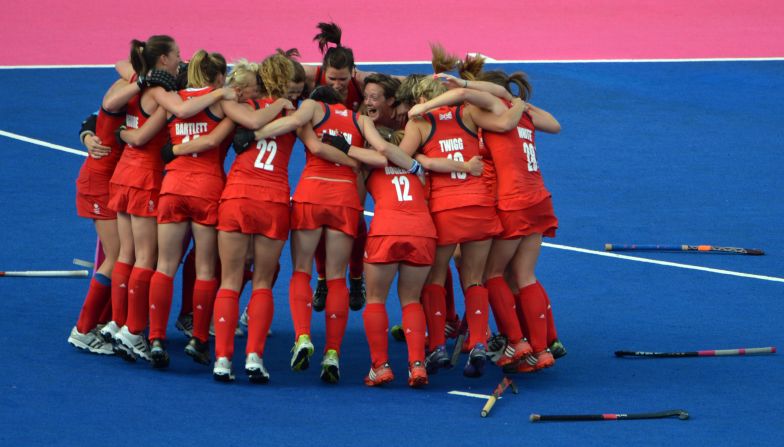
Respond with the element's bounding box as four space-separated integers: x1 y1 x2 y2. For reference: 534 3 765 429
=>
407 159 424 176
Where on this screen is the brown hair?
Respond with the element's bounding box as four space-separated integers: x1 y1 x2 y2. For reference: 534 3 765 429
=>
395 74 427 107
478 70 533 100
276 48 307 84
259 53 294 99
313 22 355 71
364 73 401 102
187 50 227 88
457 53 486 81
430 43 459 74
129 35 175 75
412 76 448 102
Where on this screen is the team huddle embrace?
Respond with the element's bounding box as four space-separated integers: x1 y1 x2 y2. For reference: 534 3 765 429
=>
67 22 566 387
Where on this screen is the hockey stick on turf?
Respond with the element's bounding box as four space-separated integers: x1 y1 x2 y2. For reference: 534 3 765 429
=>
615 347 776 358
0 270 89 277
480 376 518 417
450 313 469 367
604 244 764 255
530 409 689 422
72 258 95 269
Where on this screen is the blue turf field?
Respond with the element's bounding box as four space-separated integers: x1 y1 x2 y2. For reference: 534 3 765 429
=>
0 62 782 446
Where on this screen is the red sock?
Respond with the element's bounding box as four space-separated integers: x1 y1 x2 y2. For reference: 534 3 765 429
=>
536 281 559 344
314 235 326 279
362 302 388 367
349 218 367 278
421 284 446 351
213 289 239 358
98 295 112 324
465 285 490 348
76 275 111 333
324 278 349 354
110 261 133 326
444 268 457 321
192 278 218 342
126 267 154 334
486 276 523 342
518 283 548 352
246 288 274 356
289 271 313 338
180 249 196 317
402 302 426 363
148 272 174 340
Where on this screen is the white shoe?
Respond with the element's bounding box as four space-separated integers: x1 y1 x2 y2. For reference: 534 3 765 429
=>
238 307 271 336
213 357 235 382
116 325 151 361
99 321 121 343
175 313 193 338
68 326 114 355
245 353 270 383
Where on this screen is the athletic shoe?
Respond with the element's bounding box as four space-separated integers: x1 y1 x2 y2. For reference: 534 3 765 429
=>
549 339 567 359
407 361 428 388
486 334 508 364
533 350 555 370
349 276 366 311
424 345 450 374
184 337 210 365
312 278 327 312
320 349 340 383
150 339 170 368
175 313 193 338
98 321 120 343
513 353 542 373
213 357 235 382
245 353 270 384
68 326 114 355
364 362 394 387
390 324 406 342
463 343 487 378
290 334 314 371
444 315 460 339
116 325 151 361
511 338 534 360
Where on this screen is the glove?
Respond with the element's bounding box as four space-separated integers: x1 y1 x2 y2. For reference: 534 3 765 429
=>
160 141 176 164
114 125 127 147
232 128 256 155
137 69 178 91
321 133 350 154
79 113 98 144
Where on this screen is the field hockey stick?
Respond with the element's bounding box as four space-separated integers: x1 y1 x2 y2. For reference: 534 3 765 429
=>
604 244 764 255
480 376 518 417
72 258 95 269
0 270 89 277
530 409 689 422
615 347 776 358
450 313 469 367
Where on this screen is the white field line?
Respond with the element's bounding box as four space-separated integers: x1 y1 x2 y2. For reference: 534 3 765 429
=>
1 57 783 70
3 130 782 284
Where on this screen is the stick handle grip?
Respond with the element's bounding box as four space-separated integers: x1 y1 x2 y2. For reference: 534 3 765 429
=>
481 396 497 418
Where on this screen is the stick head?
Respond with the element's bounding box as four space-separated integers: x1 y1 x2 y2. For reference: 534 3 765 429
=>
678 411 689 420
529 414 540 422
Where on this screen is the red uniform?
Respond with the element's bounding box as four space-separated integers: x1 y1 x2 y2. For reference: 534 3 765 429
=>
158 87 226 225
419 106 501 245
108 94 168 217
75 107 126 219
314 66 363 112
364 166 436 266
218 98 297 240
482 106 558 239
290 102 365 237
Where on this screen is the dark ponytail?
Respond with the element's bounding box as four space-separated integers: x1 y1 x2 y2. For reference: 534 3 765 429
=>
128 35 175 76
313 22 354 71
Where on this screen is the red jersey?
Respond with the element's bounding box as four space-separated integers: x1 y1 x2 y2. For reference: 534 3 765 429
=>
366 166 436 238
419 106 495 213
314 66 363 112
110 94 167 190
82 107 125 175
482 104 550 210
161 87 225 200
293 102 365 210
221 98 297 205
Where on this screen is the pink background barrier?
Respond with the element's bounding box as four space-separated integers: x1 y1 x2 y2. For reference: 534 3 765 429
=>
1 0 782 65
